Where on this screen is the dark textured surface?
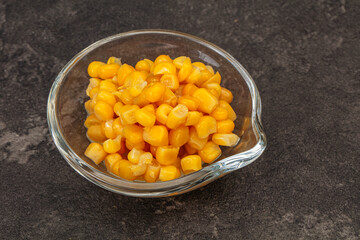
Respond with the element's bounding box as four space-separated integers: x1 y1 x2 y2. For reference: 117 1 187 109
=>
0 0 359 239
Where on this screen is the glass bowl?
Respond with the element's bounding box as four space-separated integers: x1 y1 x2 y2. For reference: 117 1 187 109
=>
47 30 267 197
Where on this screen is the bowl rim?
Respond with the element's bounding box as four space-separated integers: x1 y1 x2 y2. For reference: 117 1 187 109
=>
47 29 267 197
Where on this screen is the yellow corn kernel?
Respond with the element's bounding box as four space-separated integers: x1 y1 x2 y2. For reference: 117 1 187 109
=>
85 142 107 164
174 84 185 97
210 107 229 121
124 71 148 97
185 111 203 126
84 114 101 128
154 55 172 64
88 61 105 78
84 100 92 114
103 136 122 153
198 141 222 164
98 63 120 79
132 92 150 107
139 152 153 164
125 139 145 150
135 60 151 72
144 58 154 67
107 56 121 65
150 145 157 156
184 143 197 154
86 78 101 96
173 56 187 69
166 104 188 129
99 80 117 93
193 88 219 114
130 163 147 177
96 90 116 106
115 88 133 105
155 104 173 125
115 160 136 180
87 124 107 142
212 133 240 146
192 62 206 70
143 125 169 147
135 108 156 127
113 102 124 116
123 124 143 144
217 119 235 133
159 166 181 181
127 148 144 164
104 153 122 172
160 87 177 107
89 87 100 99
178 57 192 82
169 126 189 147
185 66 201 84
220 87 233 103
153 62 176 75
117 105 140 125
160 74 179 91
178 96 200 111
206 65 215 74
102 120 117 139
194 116 217 139
204 83 221 98
182 83 199 96
219 100 237 121
201 71 221 86
117 64 135 86
145 82 166 102
181 155 202 174
188 127 208 150
197 70 213 86
112 117 123 136
156 146 180 165
142 104 156 115
94 101 114 121
144 164 161 183
146 74 161 84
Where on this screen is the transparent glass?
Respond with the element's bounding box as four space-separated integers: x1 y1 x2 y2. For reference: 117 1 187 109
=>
47 30 267 197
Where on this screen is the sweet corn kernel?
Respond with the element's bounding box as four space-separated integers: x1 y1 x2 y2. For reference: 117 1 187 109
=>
160 87 177 107
210 107 229 121
98 63 120 79
143 125 169 147
159 166 181 181
87 124 107 142
135 108 156 127
107 56 121 65
155 104 173 125
85 142 107 164
128 148 144 164
194 116 217 139
139 152 153 165
102 120 117 139
117 64 135 86
89 87 100 99
181 155 202 174
188 127 208 150
88 61 105 78
104 153 122 172
219 100 237 121
112 117 123 136
185 111 203 126
212 133 240 146
123 71 148 97
185 66 201 84
206 65 215 74
96 90 116 106
117 105 140 125
113 102 124 116
160 74 179 91
192 88 219 114
154 55 172 65
132 93 150 108
115 160 136 180
178 96 200 111
130 163 147 177
144 164 160 183
198 141 222 164
175 84 185 97
84 100 92 114
156 146 180 165
153 62 176 75
217 119 235 133
135 60 151 72
220 87 233 103
123 124 143 144
201 71 221 86
103 136 122 153
146 74 161 84
166 104 188 129
145 82 166 102
115 88 134 105
93 102 113 122
173 56 187 69
204 83 221 98
84 114 101 128
169 126 190 147
125 139 145 150
86 78 101 96
184 143 197 154
192 62 206 70
182 83 199 96
142 104 156 115
178 57 192 82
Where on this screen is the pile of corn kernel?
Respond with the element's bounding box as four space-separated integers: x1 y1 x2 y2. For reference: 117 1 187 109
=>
84 55 239 182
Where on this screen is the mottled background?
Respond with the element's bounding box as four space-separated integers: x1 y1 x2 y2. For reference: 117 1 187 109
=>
0 0 359 239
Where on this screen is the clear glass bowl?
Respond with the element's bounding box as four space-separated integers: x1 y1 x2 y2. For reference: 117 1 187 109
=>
47 30 267 197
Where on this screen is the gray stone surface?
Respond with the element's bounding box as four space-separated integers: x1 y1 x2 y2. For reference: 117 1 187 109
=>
0 0 359 239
